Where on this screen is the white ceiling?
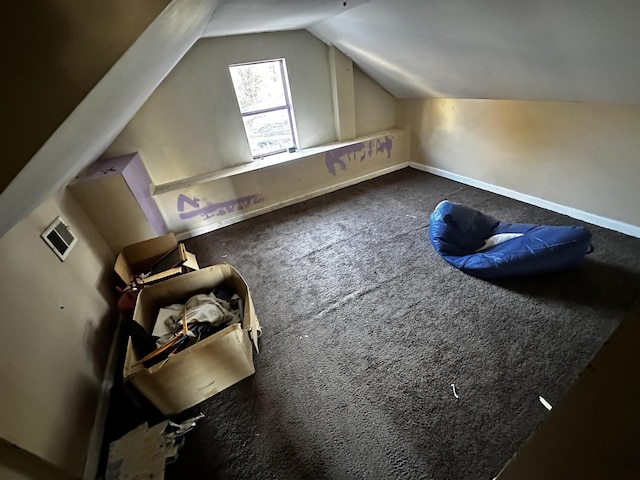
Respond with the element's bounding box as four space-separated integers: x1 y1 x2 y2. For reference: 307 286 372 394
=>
205 0 640 103
202 0 369 37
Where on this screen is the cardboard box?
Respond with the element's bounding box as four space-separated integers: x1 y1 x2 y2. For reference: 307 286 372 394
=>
123 265 261 415
115 233 199 286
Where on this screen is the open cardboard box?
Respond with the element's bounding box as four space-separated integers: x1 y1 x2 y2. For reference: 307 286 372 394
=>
115 233 199 286
123 265 262 416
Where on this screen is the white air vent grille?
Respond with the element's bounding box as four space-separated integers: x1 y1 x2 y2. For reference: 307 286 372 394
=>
41 217 77 261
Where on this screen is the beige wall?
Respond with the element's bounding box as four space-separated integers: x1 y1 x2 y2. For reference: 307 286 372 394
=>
96 30 399 241
155 130 407 236
104 30 337 186
103 31 398 187
0 188 116 478
354 66 397 137
0 439 73 480
398 98 640 234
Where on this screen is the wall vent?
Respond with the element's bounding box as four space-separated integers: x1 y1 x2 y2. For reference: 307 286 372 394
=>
41 217 78 261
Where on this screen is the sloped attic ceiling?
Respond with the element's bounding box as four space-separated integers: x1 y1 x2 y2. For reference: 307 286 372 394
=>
202 0 369 37
0 0 218 239
309 0 640 102
205 0 640 103
3 0 640 238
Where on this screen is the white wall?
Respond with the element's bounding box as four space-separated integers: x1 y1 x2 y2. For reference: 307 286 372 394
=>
0 188 116 478
398 98 640 235
354 66 397 137
104 30 337 186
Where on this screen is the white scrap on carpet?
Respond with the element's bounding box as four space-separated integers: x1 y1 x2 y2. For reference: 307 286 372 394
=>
539 395 552 410
451 383 459 399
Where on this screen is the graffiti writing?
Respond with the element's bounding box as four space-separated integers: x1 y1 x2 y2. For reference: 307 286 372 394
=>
325 136 393 175
177 193 265 220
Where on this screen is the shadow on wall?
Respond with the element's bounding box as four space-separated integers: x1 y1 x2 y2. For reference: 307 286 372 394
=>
59 190 121 388
55 380 102 478
83 308 120 381
3 0 71 192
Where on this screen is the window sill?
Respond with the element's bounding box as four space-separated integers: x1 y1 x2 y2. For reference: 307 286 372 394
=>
151 129 401 195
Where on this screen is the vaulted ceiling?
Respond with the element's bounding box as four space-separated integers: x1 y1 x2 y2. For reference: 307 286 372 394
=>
206 0 640 103
3 0 639 238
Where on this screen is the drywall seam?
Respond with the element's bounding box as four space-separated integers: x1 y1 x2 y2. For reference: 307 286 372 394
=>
176 162 409 240
412 163 640 239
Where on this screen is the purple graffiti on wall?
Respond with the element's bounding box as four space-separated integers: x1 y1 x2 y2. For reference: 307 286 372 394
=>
325 136 393 175
325 143 364 175
177 193 265 220
376 136 393 157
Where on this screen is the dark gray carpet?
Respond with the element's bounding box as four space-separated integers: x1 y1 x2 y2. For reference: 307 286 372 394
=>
162 169 640 480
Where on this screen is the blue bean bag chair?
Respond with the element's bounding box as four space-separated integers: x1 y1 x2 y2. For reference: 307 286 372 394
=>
428 200 593 280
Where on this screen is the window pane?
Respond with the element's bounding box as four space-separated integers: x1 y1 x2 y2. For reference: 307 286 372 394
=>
242 109 294 157
229 60 286 113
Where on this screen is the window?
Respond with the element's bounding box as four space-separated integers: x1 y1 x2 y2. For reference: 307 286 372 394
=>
229 59 297 158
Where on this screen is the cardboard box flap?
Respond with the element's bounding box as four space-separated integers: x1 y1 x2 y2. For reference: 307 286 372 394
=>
115 234 199 287
243 284 261 353
226 264 261 352
183 251 199 271
142 266 186 285
114 253 135 286
115 233 178 284
147 243 187 277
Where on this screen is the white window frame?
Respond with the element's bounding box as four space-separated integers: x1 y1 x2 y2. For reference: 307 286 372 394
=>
229 58 298 159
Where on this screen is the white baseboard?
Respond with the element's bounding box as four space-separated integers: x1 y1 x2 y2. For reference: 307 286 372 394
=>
411 162 640 239
177 162 409 240
176 161 640 240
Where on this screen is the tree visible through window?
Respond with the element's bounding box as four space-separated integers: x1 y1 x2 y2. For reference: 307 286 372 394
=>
229 58 297 158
